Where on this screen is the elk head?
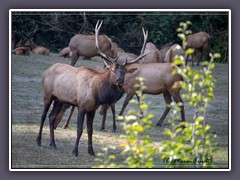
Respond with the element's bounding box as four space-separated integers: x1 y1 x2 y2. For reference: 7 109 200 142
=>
95 20 148 88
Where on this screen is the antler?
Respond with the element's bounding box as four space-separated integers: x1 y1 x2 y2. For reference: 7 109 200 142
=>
123 27 149 65
95 20 118 65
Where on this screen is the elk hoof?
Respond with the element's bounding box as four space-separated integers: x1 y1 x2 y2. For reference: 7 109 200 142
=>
155 123 162 127
72 148 78 157
62 125 68 129
36 137 41 146
88 150 95 156
50 143 57 149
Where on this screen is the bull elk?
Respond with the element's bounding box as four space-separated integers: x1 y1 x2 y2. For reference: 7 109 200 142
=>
25 38 50 55
61 58 186 131
185 31 210 66
36 20 148 156
68 31 113 66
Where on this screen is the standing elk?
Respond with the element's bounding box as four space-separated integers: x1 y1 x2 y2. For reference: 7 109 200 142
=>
142 42 161 63
159 43 172 63
185 31 210 66
36 20 148 156
164 44 185 63
61 60 186 131
118 63 185 126
25 38 50 55
59 47 72 58
107 41 138 65
68 32 113 66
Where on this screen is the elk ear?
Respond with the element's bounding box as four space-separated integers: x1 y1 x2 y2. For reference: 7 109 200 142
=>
126 68 137 73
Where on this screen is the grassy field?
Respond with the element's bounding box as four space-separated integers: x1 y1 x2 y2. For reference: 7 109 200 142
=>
10 53 229 169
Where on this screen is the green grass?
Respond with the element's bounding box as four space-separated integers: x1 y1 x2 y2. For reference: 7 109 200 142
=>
10 53 229 169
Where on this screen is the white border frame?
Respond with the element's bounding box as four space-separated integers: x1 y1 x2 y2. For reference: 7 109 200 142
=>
9 9 231 171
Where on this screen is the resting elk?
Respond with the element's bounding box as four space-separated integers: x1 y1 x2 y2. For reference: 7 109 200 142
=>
185 31 210 66
68 31 113 66
25 38 50 55
13 39 30 55
36 20 148 156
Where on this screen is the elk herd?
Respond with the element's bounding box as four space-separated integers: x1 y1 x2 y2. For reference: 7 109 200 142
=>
12 20 211 157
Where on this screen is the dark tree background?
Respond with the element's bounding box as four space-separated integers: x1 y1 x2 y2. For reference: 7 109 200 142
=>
11 11 229 63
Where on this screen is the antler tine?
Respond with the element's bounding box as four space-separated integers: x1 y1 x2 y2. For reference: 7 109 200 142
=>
140 27 148 55
95 20 115 65
125 27 149 65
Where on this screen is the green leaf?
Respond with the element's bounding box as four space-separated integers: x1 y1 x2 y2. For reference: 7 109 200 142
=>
185 48 195 55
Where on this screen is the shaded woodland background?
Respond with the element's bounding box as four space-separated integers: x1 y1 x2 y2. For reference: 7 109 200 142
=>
11 11 229 63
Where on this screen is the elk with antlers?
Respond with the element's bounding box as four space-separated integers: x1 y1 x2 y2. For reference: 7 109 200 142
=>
36 20 148 156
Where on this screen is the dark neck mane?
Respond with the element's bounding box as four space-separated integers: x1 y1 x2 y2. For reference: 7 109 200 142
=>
95 71 124 105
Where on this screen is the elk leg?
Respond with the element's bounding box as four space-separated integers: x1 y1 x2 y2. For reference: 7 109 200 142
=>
169 89 185 123
136 94 144 116
99 105 108 131
72 108 85 157
156 92 172 126
36 97 53 146
71 51 79 66
119 93 134 116
185 54 189 66
110 104 116 132
62 106 75 129
86 111 96 156
48 101 63 149
54 103 70 129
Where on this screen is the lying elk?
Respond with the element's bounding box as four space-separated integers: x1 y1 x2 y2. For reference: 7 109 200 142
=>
25 38 50 55
36 20 148 156
59 47 72 58
185 31 210 66
13 39 30 55
69 31 113 66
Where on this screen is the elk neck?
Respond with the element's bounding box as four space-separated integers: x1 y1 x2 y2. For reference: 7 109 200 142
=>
95 70 124 105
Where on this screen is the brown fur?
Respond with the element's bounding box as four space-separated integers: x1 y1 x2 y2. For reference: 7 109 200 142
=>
142 42 161 63
186 31 210 66
13 47 30 55
36 63 128 157
59 47 72 58
164 44 184 63
69 34 112 66
25 38 50 55
159 44 172 63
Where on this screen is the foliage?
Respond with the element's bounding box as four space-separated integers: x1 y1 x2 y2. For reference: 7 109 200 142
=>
159 21 220 168
92 21 220 169
92 77 156 168
11 11 229 63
